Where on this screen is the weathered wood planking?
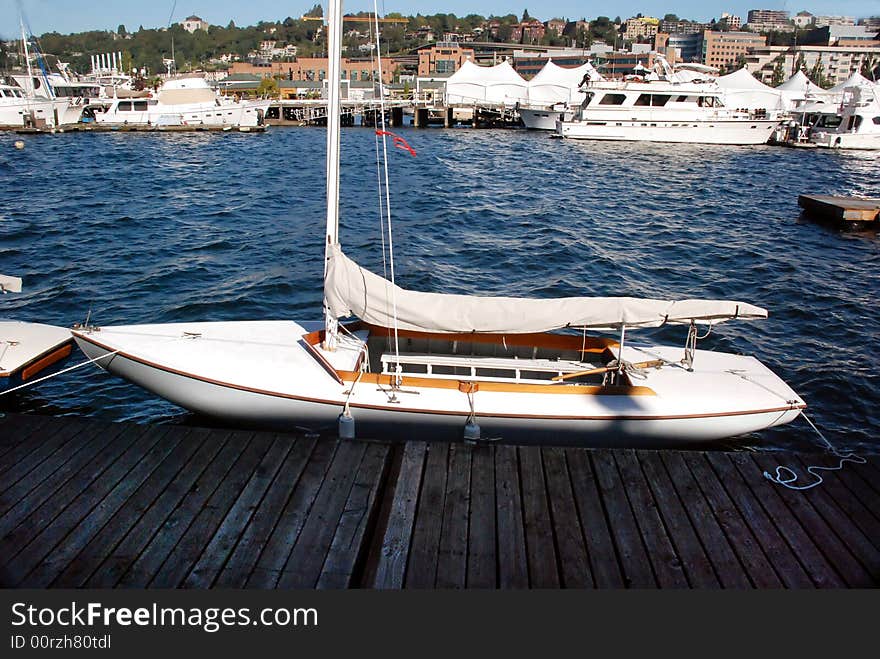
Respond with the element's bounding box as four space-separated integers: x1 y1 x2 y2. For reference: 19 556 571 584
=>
0 413 877 589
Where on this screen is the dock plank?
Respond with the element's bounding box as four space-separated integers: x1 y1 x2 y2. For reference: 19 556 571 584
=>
245 439 338 589
84 428 231 588
0 415 54 456
681 452 782 588
615 449 688 588
51 426 204 587
727 453 845 588
117 430 255 588
466 444 496 588
637 451 719 588
21 426 185 587
661 452 751 588
405 442 449 588
435 443 472 589
542 447 592 588
494 444 528 589
591 450 655 588
565 449 625 588
704 452 813 588
214 436 318 588
1 424 167 585
751 453 874 587
317 443 391 589
368 441 426 589
149 432 274 588
518 446 559 587
0 416 93 487
277 441 367 589
182 434 293 588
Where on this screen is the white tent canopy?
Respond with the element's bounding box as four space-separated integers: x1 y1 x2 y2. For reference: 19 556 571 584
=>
828 71 874 94
324 246 767 334
526 61 603 105
716 68 783 112
444 59 528 105
776 70 833 110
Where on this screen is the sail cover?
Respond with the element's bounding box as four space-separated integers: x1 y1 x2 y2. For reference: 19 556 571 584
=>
324 246 767 333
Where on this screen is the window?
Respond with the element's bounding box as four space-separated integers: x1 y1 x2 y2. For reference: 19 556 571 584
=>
872 116 880 125
598 93 626 105
435 59 456 74
118 101 132 111
133 101 148 111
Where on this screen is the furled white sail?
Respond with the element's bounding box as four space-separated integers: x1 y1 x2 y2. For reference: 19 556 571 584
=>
324 245 767 333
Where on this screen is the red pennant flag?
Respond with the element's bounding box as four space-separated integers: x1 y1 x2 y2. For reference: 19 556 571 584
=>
375 130 417 157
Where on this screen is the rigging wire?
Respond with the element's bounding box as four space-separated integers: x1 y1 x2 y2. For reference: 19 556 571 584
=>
370 2 402 385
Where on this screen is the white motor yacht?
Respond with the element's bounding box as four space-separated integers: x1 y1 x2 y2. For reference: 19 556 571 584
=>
93 77 270 129
810 85 880 150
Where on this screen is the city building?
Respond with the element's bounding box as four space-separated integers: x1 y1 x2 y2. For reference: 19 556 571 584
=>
814 16 856 28
802 25 880 46
655 32 703 63
745 9 793 33
702 30 767 68
545 19 567 36
228 58 395 84
792 11 814 29
623 17 660 41
719 13 742 29
417 42 476 76
659 20 706 34
180 15 209 33
745 42 880 86
511 19 547 44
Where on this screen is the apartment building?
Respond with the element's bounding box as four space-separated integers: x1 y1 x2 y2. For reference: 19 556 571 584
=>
702 30 767 68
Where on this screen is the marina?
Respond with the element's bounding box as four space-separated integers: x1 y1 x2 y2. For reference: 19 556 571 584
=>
0 413 877 588
1 4 879 598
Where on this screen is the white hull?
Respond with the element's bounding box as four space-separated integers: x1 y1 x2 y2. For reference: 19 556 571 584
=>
0 97 72 129
73 320 804 446
558 118 778 145
810 131 880 150
94 100 270 128
1 322 73 391
519 107 568 130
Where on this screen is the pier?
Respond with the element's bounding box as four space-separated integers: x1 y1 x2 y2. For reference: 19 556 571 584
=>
799 195 880 225
0 413 877 588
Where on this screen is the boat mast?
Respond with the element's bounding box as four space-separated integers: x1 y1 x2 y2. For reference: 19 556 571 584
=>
323 0 343 350
20 18 35 116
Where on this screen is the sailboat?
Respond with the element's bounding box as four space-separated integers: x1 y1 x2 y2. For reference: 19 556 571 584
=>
72 1 805 445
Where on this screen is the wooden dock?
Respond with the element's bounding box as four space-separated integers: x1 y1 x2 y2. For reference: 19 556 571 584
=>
798 194 880 224
0 413 877 588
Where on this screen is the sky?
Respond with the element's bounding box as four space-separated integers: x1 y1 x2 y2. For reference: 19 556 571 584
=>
1 0 877 38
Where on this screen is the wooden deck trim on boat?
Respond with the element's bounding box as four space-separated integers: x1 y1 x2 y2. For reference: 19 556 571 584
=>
1 340 73 379
21 343 72 381
72 331 803 422
335 369 654 396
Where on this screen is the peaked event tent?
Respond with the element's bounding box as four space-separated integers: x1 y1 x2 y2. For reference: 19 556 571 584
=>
444 60 528 105
525 61 603 105
715 68 783 112
777 70 833 109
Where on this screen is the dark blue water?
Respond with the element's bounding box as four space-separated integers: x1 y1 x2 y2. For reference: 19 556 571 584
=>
1 128 878 452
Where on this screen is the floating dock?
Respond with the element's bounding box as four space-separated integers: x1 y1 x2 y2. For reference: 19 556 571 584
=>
15 124 268 135
798 195 880 224
0 413 877 588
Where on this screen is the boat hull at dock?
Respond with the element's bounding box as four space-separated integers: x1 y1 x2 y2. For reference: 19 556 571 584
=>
558 118 779 145
72 320 804 446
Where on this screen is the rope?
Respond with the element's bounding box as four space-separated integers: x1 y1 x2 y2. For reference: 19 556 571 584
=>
763 412 866 491
0 347 120 397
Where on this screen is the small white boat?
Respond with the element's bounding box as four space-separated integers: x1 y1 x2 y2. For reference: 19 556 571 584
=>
93 77 270 129
810 85 880 150
72 0 805 446
0 322 74 392
0 82 71 130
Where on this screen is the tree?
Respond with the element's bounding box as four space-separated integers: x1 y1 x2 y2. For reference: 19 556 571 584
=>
117 24 127 36
257 77 279 97
227 20 236 30
794 51 806 73
305 4 323 18
808 59 829 88
861 53 878 81
522 9 530 22
771 55 786 86
663 14 679 22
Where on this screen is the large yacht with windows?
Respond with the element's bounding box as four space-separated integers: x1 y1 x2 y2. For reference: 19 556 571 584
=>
556 81 779 145
92 77 270 129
